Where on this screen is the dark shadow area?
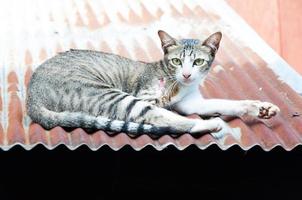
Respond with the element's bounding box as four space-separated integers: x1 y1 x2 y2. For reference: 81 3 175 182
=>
1 145 302 199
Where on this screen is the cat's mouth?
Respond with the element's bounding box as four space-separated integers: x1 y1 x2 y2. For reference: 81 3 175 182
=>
183 78 193 83
179 78 195 86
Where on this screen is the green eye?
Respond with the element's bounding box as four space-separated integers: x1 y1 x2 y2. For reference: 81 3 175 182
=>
171 58 181 66
194 58 205 66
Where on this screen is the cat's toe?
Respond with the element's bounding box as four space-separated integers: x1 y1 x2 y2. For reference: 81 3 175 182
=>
246 101 280 119
258 103 280 119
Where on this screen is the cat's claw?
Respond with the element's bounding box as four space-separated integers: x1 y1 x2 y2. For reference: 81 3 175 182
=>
244 100 280 119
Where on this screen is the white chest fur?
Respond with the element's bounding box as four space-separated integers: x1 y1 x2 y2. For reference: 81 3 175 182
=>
169 83 203 106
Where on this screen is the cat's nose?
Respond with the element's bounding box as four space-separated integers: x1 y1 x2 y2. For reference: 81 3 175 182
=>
182 73 191 79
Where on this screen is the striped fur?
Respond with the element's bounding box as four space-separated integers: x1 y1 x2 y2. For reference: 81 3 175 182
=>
26 31 222 137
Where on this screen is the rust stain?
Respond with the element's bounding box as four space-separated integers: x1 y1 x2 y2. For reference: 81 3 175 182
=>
194 5 220 20
176 134 195 147
188 31 199 39
28 123 48 145
155 8 164 19
229 119 258 147
116 40 131 59
56 43 63 53
182 4 195 17
132 40 149 61
117 12 127 23
89 131 109 149
64 17 70 28
39 49 47 62
24 67 33 88
99 41 113 53
131 135 154 149
8 72 19 92
8 72 19 85
0 71 3 144
194 5 207 18
0 125 3 145
170 4 182 17
100 12 110 26
145 36 162 60
128 9 142 24
69 41 77 49
224 37 302 136
140 3 154 23
86 41 95 50
246 48 302 109
7 72 26 145
0 87 2 112
85 2 100 30
48 127 71 148
158 135 176 147
195 133 215 147
218 47 296 144
70 128 92 147
112 133 132 149
25 50 33 66
224 134 238 147
75 11 84 27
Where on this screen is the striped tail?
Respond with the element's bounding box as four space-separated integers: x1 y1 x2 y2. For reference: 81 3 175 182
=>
31 107 181 138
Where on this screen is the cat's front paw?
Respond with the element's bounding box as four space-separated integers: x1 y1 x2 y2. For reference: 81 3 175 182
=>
244 100 280 119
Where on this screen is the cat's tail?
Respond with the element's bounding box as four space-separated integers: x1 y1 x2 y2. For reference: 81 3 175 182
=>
29 107 181 138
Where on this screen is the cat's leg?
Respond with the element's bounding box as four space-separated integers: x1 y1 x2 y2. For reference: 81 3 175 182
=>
174 91 280 119
99 91 230 137
128 101 230 137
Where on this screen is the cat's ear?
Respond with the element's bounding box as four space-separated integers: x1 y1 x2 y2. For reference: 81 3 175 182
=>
158 30 178 53
202 32 222 55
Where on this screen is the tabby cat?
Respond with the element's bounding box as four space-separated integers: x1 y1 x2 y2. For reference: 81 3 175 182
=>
26 30 280 138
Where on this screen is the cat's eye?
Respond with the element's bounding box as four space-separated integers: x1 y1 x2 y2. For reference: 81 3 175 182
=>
171 58 181 66
193 58 205 66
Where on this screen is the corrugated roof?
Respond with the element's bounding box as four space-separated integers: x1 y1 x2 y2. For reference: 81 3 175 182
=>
0 0 302 151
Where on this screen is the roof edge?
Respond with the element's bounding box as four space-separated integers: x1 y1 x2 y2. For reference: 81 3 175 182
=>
1 141 300 152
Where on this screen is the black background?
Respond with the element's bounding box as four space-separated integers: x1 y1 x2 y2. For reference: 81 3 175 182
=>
0 144 301 199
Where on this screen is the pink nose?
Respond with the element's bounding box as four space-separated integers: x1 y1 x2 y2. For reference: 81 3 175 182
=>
182 73 191 79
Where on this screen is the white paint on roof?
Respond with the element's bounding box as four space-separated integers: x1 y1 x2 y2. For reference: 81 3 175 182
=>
213 65 225 73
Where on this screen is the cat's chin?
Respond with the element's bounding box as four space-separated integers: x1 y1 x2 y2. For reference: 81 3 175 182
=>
179 79 196 86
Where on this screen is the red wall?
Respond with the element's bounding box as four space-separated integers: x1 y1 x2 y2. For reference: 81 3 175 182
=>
227 0 302 75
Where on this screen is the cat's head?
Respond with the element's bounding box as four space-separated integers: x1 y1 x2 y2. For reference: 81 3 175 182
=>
158 30 222 86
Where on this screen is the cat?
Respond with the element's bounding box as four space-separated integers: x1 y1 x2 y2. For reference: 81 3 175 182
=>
26 30 280 139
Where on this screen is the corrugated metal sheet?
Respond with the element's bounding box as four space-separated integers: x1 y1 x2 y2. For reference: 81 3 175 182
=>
0 0 301 151
227 0 302 76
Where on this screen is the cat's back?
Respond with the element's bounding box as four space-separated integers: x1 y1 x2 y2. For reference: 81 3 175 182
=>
27 49 151 106
30 49 146 86
26 49 152 118
35 49 139 75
